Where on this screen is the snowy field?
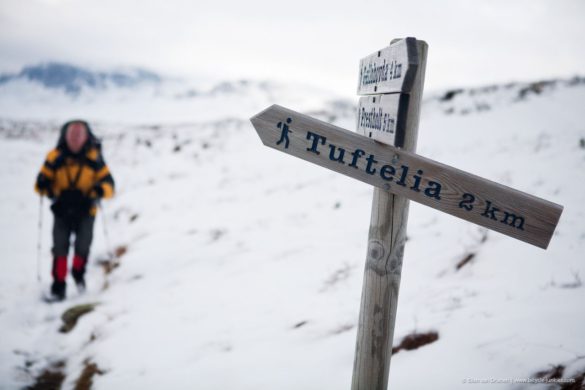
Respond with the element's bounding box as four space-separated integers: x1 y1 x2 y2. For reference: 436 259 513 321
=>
0 78 584 389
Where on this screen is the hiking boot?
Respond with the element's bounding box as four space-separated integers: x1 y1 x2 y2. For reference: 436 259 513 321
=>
74 276 86 293
50 281 66 301
72 254 86 293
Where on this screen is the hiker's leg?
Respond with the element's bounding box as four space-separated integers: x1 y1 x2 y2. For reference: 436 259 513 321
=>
51 216 71 298
72 216 95 283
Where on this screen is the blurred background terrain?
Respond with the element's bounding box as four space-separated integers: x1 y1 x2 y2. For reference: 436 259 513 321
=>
1 1 584 389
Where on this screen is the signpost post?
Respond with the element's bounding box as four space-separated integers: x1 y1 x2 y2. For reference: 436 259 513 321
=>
249 37 563 389
352 37 427 390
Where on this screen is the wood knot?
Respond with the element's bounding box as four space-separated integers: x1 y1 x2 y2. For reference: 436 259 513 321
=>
368 241 384 261
390 259 402 273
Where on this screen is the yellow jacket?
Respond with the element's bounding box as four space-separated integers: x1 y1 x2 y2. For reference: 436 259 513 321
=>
35 146 115 216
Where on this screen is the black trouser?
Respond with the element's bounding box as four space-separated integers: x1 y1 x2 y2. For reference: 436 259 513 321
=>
52 215 95 282
52 215 95 258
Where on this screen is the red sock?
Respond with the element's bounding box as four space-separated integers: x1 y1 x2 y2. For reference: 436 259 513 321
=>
72 254 86 272
53 256 68 282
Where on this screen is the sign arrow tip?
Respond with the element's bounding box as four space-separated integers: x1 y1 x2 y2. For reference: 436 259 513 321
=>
250 104 280 123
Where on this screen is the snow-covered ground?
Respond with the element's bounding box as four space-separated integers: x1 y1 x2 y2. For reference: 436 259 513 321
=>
0 78 584 389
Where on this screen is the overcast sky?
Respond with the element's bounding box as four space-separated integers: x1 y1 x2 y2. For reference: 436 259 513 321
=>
1 0 583 96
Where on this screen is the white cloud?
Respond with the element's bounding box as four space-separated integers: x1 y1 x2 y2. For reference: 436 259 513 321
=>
0 0 583 95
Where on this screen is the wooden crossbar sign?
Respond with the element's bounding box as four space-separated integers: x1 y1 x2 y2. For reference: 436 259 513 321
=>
250 104 563 249
249 37 563 390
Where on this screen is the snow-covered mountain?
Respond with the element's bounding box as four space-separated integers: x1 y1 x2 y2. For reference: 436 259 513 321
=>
0 74 584 389
0 62 347 124
425 76 585 116
0 62 162 95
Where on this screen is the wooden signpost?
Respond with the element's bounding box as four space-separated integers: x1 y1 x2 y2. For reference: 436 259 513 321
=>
353 38 425 390
249 38 564 389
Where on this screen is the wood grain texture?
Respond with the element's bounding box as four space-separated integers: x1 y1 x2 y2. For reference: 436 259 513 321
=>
357 37 419 95
250 104 563 250
352 39 427 390
353 188 409 389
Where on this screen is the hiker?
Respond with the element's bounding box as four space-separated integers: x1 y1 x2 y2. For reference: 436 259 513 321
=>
34 120 115 301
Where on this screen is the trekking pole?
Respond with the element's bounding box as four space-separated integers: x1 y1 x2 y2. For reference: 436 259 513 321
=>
36 196 43 283
98 202 114 259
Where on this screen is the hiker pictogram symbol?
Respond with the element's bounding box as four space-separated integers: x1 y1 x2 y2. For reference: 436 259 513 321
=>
276 118 292 149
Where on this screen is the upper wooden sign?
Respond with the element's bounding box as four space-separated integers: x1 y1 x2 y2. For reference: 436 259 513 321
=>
250 105 563 249
357 37 419 95
356 93 408 147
